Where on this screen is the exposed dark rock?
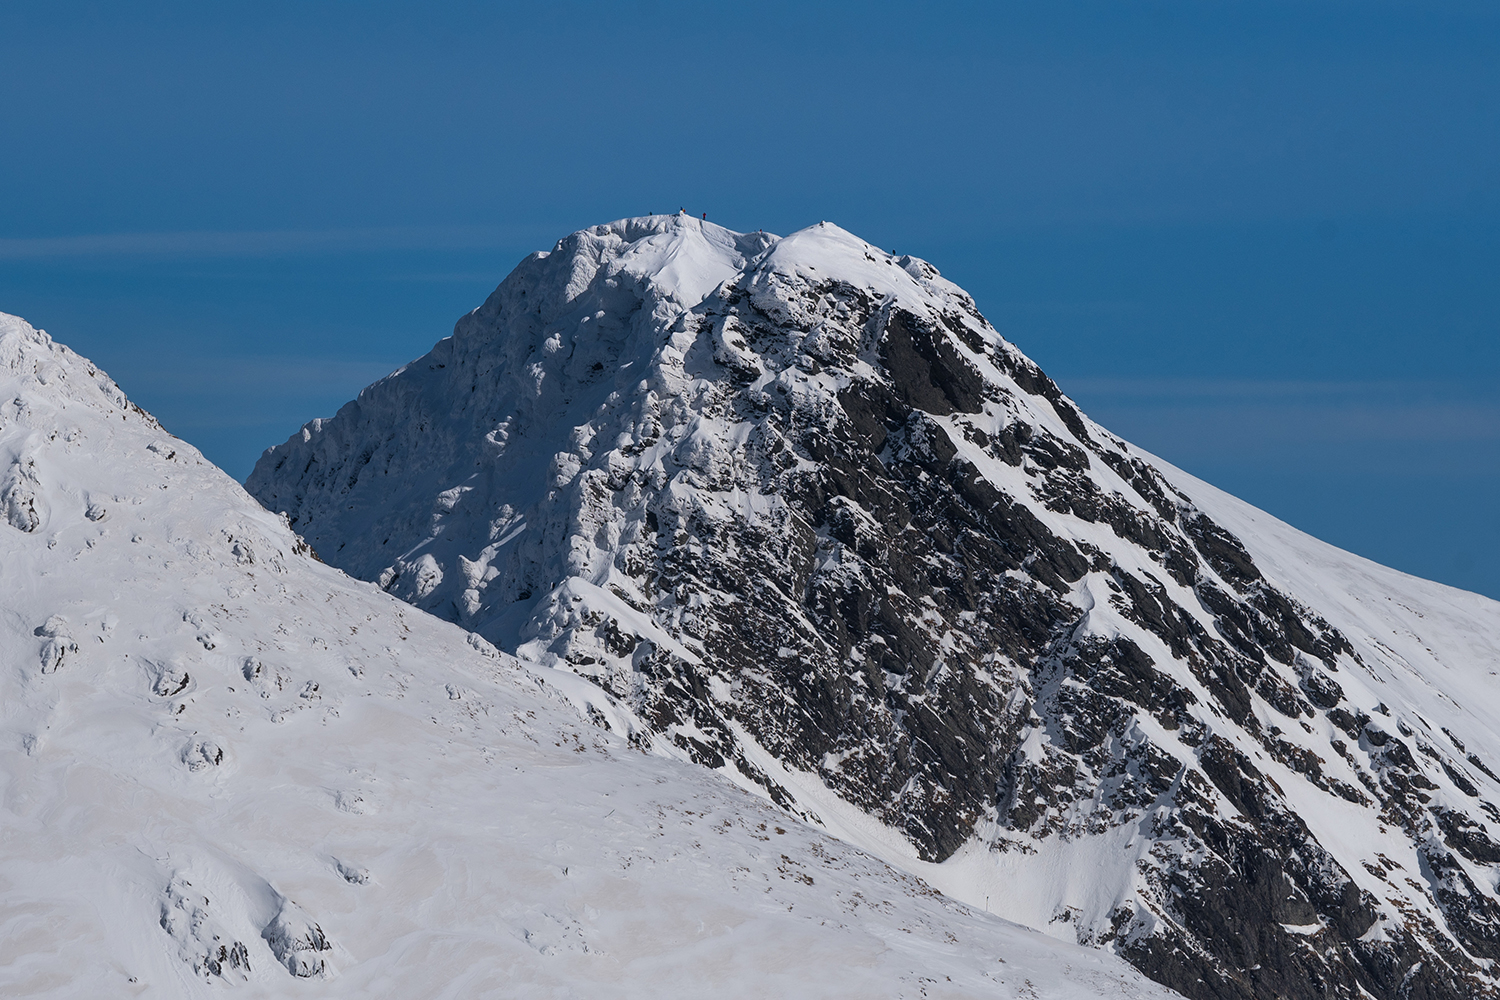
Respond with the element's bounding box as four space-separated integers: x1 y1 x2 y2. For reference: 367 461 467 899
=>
879 309 985 416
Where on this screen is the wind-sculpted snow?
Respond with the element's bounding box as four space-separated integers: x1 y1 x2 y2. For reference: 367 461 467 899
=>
0 313 1181 998
251 216 1500 999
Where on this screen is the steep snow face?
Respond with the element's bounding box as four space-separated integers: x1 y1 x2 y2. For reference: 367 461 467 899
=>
0 312 1181 999
251 218 1500 1000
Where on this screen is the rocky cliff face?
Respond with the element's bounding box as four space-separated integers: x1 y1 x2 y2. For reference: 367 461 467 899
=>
250 216 1500 1000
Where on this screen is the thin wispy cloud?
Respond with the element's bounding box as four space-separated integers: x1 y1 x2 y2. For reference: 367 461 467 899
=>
1058 377 1500 401
1057 376 1500 457
0 225 548 260
113 356 408 394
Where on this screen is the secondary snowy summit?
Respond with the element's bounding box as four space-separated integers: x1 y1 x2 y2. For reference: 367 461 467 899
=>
252 214 1500 1000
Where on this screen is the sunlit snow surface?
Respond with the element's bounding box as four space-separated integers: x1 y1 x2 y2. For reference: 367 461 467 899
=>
0 314 1179 996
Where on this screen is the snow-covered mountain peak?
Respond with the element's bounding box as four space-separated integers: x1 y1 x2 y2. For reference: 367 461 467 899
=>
0 309 47 354
748 219 976 315
252 219 1500 1000
0 311 140 419
536 214 776 314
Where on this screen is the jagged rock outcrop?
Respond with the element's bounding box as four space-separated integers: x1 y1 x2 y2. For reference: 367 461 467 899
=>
250 216 1500 1000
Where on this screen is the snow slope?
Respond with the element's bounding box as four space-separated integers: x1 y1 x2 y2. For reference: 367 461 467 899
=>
250 215 1500 1000
0 311 1182 998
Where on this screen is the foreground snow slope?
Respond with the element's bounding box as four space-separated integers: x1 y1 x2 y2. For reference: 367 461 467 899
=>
251 215 1500 1000
0 312 1180 998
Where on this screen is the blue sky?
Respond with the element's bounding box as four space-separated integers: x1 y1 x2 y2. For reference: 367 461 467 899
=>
1 1 1497 597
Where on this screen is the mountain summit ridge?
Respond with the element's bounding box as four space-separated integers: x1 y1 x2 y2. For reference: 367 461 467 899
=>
251 218 1500 1000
